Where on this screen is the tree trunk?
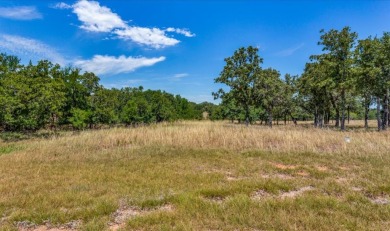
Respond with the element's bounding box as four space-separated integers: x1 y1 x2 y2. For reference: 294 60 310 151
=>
245 107 250 127
326 107 331 125
319 113 324 128
340 90 346 131
347 106 350 124
314 108 318 128
330 95 339 127
324 112 328 125
383 89 389 130
267 108 273 128
377 97 382 132
364 96 370 129
289 113 297 125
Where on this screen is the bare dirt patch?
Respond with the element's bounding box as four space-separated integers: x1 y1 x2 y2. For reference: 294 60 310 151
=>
296 171 310 177
251 186 315 201
202 196 226 204
17 220 81 231
339 166 349 170
251 190 271 200
335 177 349 183
226 172 248 181
226 175 239 181
315 165 328 171
261 173 294 180
109 206 139 230
272 163 298 170
279 186 315 199
351 187 363 192
108 203 174 231
369 196 389 205
338 165 358 171
20 226 65 231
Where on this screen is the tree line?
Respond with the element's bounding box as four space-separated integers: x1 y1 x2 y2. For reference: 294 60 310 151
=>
0 54 207 132
213 27 390 131
1 26 389 132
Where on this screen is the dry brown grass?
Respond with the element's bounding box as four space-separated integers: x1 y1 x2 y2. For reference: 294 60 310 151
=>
20 120 389 159
0 120 389 230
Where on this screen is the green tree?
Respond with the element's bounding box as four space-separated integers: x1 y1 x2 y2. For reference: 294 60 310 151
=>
279 74 300 125
121 96 152 125
69 108 91 130
354 37 381 129
0 58 66 131
145 90 175 122
317 27 358 130
60 68 100 124
91 88 121 126
214 46 263 126
378 32 390 130
298 61 333 128
253 68 283 127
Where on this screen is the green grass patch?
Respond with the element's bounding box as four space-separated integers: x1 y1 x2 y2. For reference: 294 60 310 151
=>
0 144 23 156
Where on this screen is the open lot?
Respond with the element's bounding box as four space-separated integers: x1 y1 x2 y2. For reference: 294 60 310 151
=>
0 121 389 230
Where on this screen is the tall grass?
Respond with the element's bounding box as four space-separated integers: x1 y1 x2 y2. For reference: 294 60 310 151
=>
21 120 389 158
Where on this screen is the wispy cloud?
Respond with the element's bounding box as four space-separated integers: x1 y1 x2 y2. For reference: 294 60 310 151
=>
54 0 194 48
0 33 167 75
74 55 166 75
166 28 195 37
275 43 304 57
173 73 189 78
0 34 65 65
114 27 179 49
0 6 42 20
50 2 72 10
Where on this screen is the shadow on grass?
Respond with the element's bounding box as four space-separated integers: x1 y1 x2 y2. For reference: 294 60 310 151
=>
0 131 63 142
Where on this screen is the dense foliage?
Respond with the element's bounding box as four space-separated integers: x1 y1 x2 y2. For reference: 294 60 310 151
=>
214 27 390 131
0 54 206 131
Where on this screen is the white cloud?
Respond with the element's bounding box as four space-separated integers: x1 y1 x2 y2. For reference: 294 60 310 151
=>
275 43 305 57
166 28 195 37
72 0 126 32
51 2 72 9
0 6 42 20
114 27 179 48
74 55 166 75
173 73 189 78
0 34 65 65
57 0 194 48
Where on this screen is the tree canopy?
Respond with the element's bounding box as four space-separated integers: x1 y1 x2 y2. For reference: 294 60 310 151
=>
0 54 206 132
214 27 390 131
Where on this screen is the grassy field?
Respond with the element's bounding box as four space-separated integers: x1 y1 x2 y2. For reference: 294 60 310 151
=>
0 121 389 230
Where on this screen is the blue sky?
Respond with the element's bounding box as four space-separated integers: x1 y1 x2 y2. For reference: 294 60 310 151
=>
0 0 389 103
